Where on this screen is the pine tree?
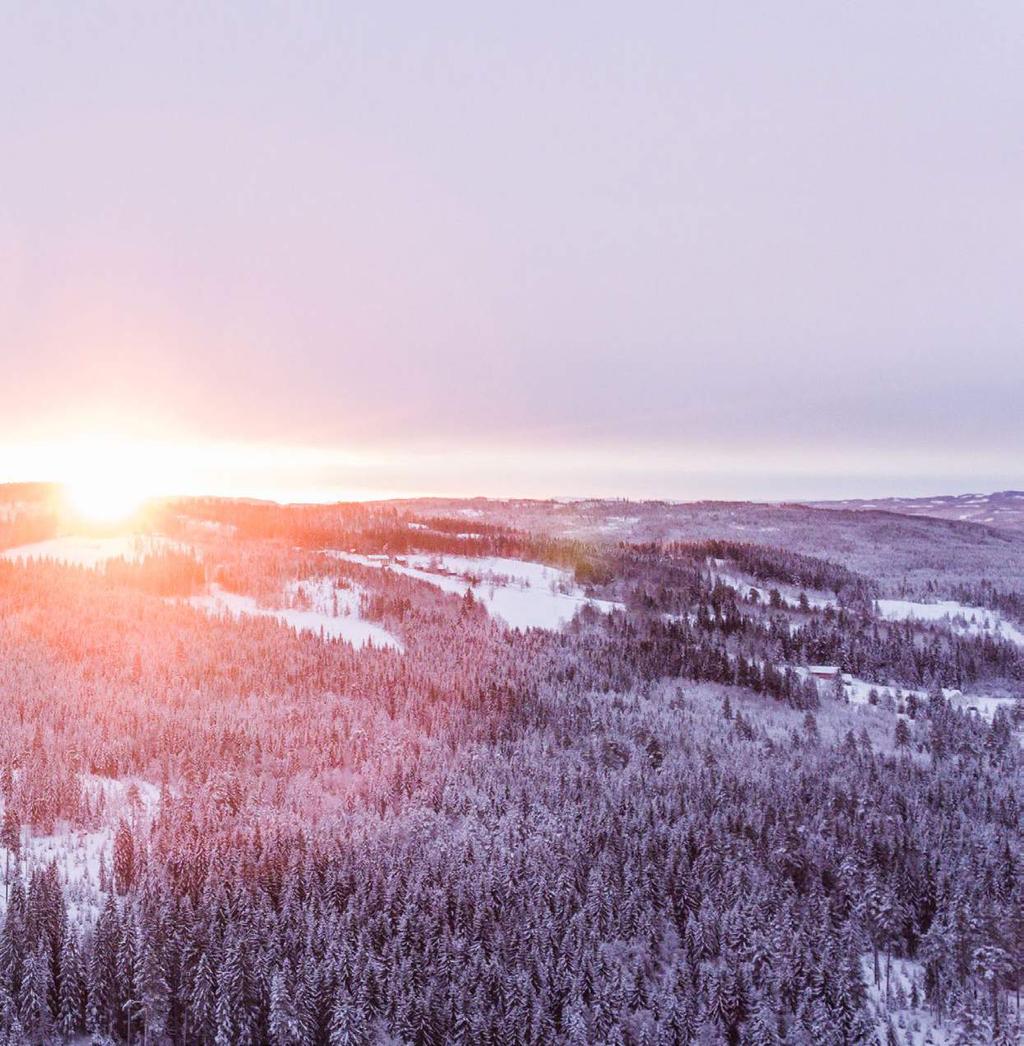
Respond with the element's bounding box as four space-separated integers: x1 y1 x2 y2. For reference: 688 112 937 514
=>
86 894 120 1037
952 995 989 1045
188 951 215 1043
268 968 303 1046
113 820 135 896
973 943 1012 1040
220 927 259 1046
213 964 236 1046
562 996 589 1045
0 810 19 907
328 987 367 1046
746 997 781 1046
802 711 819 743
57 928 84 1038
895 718 912 751
17 943 53 1039
138 935 170 1043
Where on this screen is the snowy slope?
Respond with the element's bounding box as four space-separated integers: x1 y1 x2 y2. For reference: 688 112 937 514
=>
2 533 180 568
8 775 161 929
186 581 402 650
708 560 835 609
330 552 620 630
861 955 953 1044
840 676 1017 723
876 598 1024 648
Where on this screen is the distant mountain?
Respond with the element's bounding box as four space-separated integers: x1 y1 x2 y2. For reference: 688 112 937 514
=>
371 494 1024 592
807 490 1024 533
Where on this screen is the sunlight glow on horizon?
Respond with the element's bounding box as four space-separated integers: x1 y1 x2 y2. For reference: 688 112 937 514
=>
2 5 1021 501
55 436 157 524
1 433 1021 506
4 435 421 506
65 478 148 523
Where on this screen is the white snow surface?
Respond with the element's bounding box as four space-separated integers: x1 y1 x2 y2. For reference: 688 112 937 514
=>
711 560 1024 650
861 955 953 1044
330 552 620 631
876 598 1024 648
3 533 181 569
805 669 1019 724
709 561 834 610
186 580 402 651
6 775 161 928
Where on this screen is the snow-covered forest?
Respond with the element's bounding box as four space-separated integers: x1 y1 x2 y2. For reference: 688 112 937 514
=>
0 490 1021 1044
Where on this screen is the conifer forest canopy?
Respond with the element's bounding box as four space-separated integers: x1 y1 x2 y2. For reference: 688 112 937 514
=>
0 490 1021 1043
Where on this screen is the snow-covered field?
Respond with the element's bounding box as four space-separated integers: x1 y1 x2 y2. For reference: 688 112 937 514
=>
857 952 1022 1044
710 557 1024 652
712 557 1024 651
331 552 621 630
876 598 1024 648
809 670 1019 725
2 533 180 568
948 691 1022 721
861 955 952 1044
186 580 403 650
6 775 161 928
709 560 834 610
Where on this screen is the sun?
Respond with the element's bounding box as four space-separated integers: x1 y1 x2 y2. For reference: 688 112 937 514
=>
65 476 148 524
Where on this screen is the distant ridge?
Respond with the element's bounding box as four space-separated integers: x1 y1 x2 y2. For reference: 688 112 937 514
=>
807 490 1024 533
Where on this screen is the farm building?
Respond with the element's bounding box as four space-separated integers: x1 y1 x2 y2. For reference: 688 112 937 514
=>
808 665 841 680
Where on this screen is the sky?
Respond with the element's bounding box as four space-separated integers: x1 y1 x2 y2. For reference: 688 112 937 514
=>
1 1 1022 503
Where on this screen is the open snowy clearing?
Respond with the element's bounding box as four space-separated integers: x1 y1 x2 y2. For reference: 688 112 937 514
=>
861 955 952 1045
709 561 835 610
5 775 161 927
330 552 621 631
876 598 1024 648
2 533 181 568
804 669 1019 724
711 559 1024 650
185 581 402 650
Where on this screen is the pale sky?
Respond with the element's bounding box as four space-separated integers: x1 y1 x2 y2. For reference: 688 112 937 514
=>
2 2 1022 502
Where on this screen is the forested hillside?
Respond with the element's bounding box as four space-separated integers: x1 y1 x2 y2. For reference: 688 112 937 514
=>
0 493 1020 1044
